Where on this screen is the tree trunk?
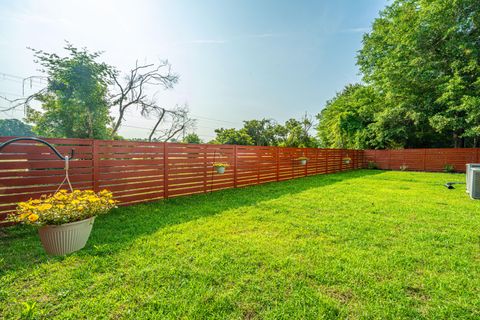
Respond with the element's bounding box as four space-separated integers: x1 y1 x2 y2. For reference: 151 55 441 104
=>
148 109 166 142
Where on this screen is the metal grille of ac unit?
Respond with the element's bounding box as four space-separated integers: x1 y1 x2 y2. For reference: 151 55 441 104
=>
470 168 480 199
466 164 480 194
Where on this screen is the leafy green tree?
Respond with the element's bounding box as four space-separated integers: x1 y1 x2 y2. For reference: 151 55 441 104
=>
316 84 382 149
182 133 202 144
281 115 318 148
358 0 480 147
242 119 279 146
0 119 34 136
212 128 254 145
25 43 113 139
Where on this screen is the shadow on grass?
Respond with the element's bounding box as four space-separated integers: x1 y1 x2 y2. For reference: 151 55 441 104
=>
1 170 381 274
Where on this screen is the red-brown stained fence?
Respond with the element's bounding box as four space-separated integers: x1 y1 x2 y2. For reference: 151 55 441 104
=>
364 148 480 172
0 137 361 225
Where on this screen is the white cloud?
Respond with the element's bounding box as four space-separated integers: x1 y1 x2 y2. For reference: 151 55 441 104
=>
341 27 370 33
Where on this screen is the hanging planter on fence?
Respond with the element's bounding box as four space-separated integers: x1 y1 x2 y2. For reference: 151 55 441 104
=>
213 163 229 174
296 157 308 166
343 157 352 164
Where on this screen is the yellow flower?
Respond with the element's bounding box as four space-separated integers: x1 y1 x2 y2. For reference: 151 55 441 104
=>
78 206 84 211
108 200 115 204
19 212 30 220
28 214 39 222
38 204 53 211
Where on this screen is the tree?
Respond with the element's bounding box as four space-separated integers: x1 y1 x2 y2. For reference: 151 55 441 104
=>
110 60 179 137
357 0 480 147
281 114 318 148
316 84 382 149
143 104 195 142
0 119 34 136
6 43 192 141
182 133 202 144
212 128 254 145
24 43 113 139
242 119 278 146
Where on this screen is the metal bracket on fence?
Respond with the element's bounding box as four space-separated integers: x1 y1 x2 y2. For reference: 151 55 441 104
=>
0 137 75 160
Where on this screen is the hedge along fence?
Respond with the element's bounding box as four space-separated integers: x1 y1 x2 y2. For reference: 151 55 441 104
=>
364 148 480 172
0 137 362 225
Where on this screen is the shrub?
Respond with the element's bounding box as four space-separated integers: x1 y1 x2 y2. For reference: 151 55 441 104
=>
8 189 117 226
444 164 455 173
367 161 378 169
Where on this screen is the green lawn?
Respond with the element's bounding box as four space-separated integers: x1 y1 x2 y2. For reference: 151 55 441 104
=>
1 170 479 319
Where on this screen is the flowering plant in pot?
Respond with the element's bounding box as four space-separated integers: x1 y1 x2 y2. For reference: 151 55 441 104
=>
342 156 352 164
8 189 117 255
296 157 308 166
213 162 229 174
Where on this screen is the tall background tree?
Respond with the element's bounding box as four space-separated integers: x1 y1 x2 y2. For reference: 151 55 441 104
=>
0 119 34 136
25 43 113 139
318 0 480 149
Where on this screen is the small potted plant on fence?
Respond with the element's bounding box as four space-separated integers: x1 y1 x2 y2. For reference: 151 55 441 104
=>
343 156 352 164
296 156 309 166
8 189 117 255
213 162 229 174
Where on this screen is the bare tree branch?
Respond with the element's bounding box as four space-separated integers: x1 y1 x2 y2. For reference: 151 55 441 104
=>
110 60 179 137
144 105 196 142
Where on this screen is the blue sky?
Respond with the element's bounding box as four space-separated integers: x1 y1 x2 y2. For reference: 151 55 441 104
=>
0 0 388 140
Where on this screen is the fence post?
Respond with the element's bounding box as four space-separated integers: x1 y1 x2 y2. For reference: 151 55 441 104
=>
325 149 329 174
92 139 99 192
304 149 308 176
340 149 343 172
163 142 168 199
203 144 208 193
257 148 260 184
276 147 279 181
423 149 426 171
233 145 238 188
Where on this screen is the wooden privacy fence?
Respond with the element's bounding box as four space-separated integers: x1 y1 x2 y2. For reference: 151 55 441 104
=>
0 137 361 224
364 148 480 172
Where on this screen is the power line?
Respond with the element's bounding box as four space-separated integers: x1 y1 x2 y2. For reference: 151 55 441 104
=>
190 113 241 125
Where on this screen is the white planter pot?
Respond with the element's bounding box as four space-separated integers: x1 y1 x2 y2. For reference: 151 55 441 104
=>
38 216 95 255
215 166 226 174
299 159 307 166
343 160 351 164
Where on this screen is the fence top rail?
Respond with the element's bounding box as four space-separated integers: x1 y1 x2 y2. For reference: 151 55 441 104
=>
0 136 361 151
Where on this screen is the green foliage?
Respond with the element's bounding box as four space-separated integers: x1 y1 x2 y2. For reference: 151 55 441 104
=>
182 133 202 144
0 119 33 136
319 0 480 149
213 115 317 147
280 116 318 148
316 84 381 149
367 161 379 169
443 163 456 173
25 43 114 139
242 119 279 146
212 128 254 145
2 171 480 318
